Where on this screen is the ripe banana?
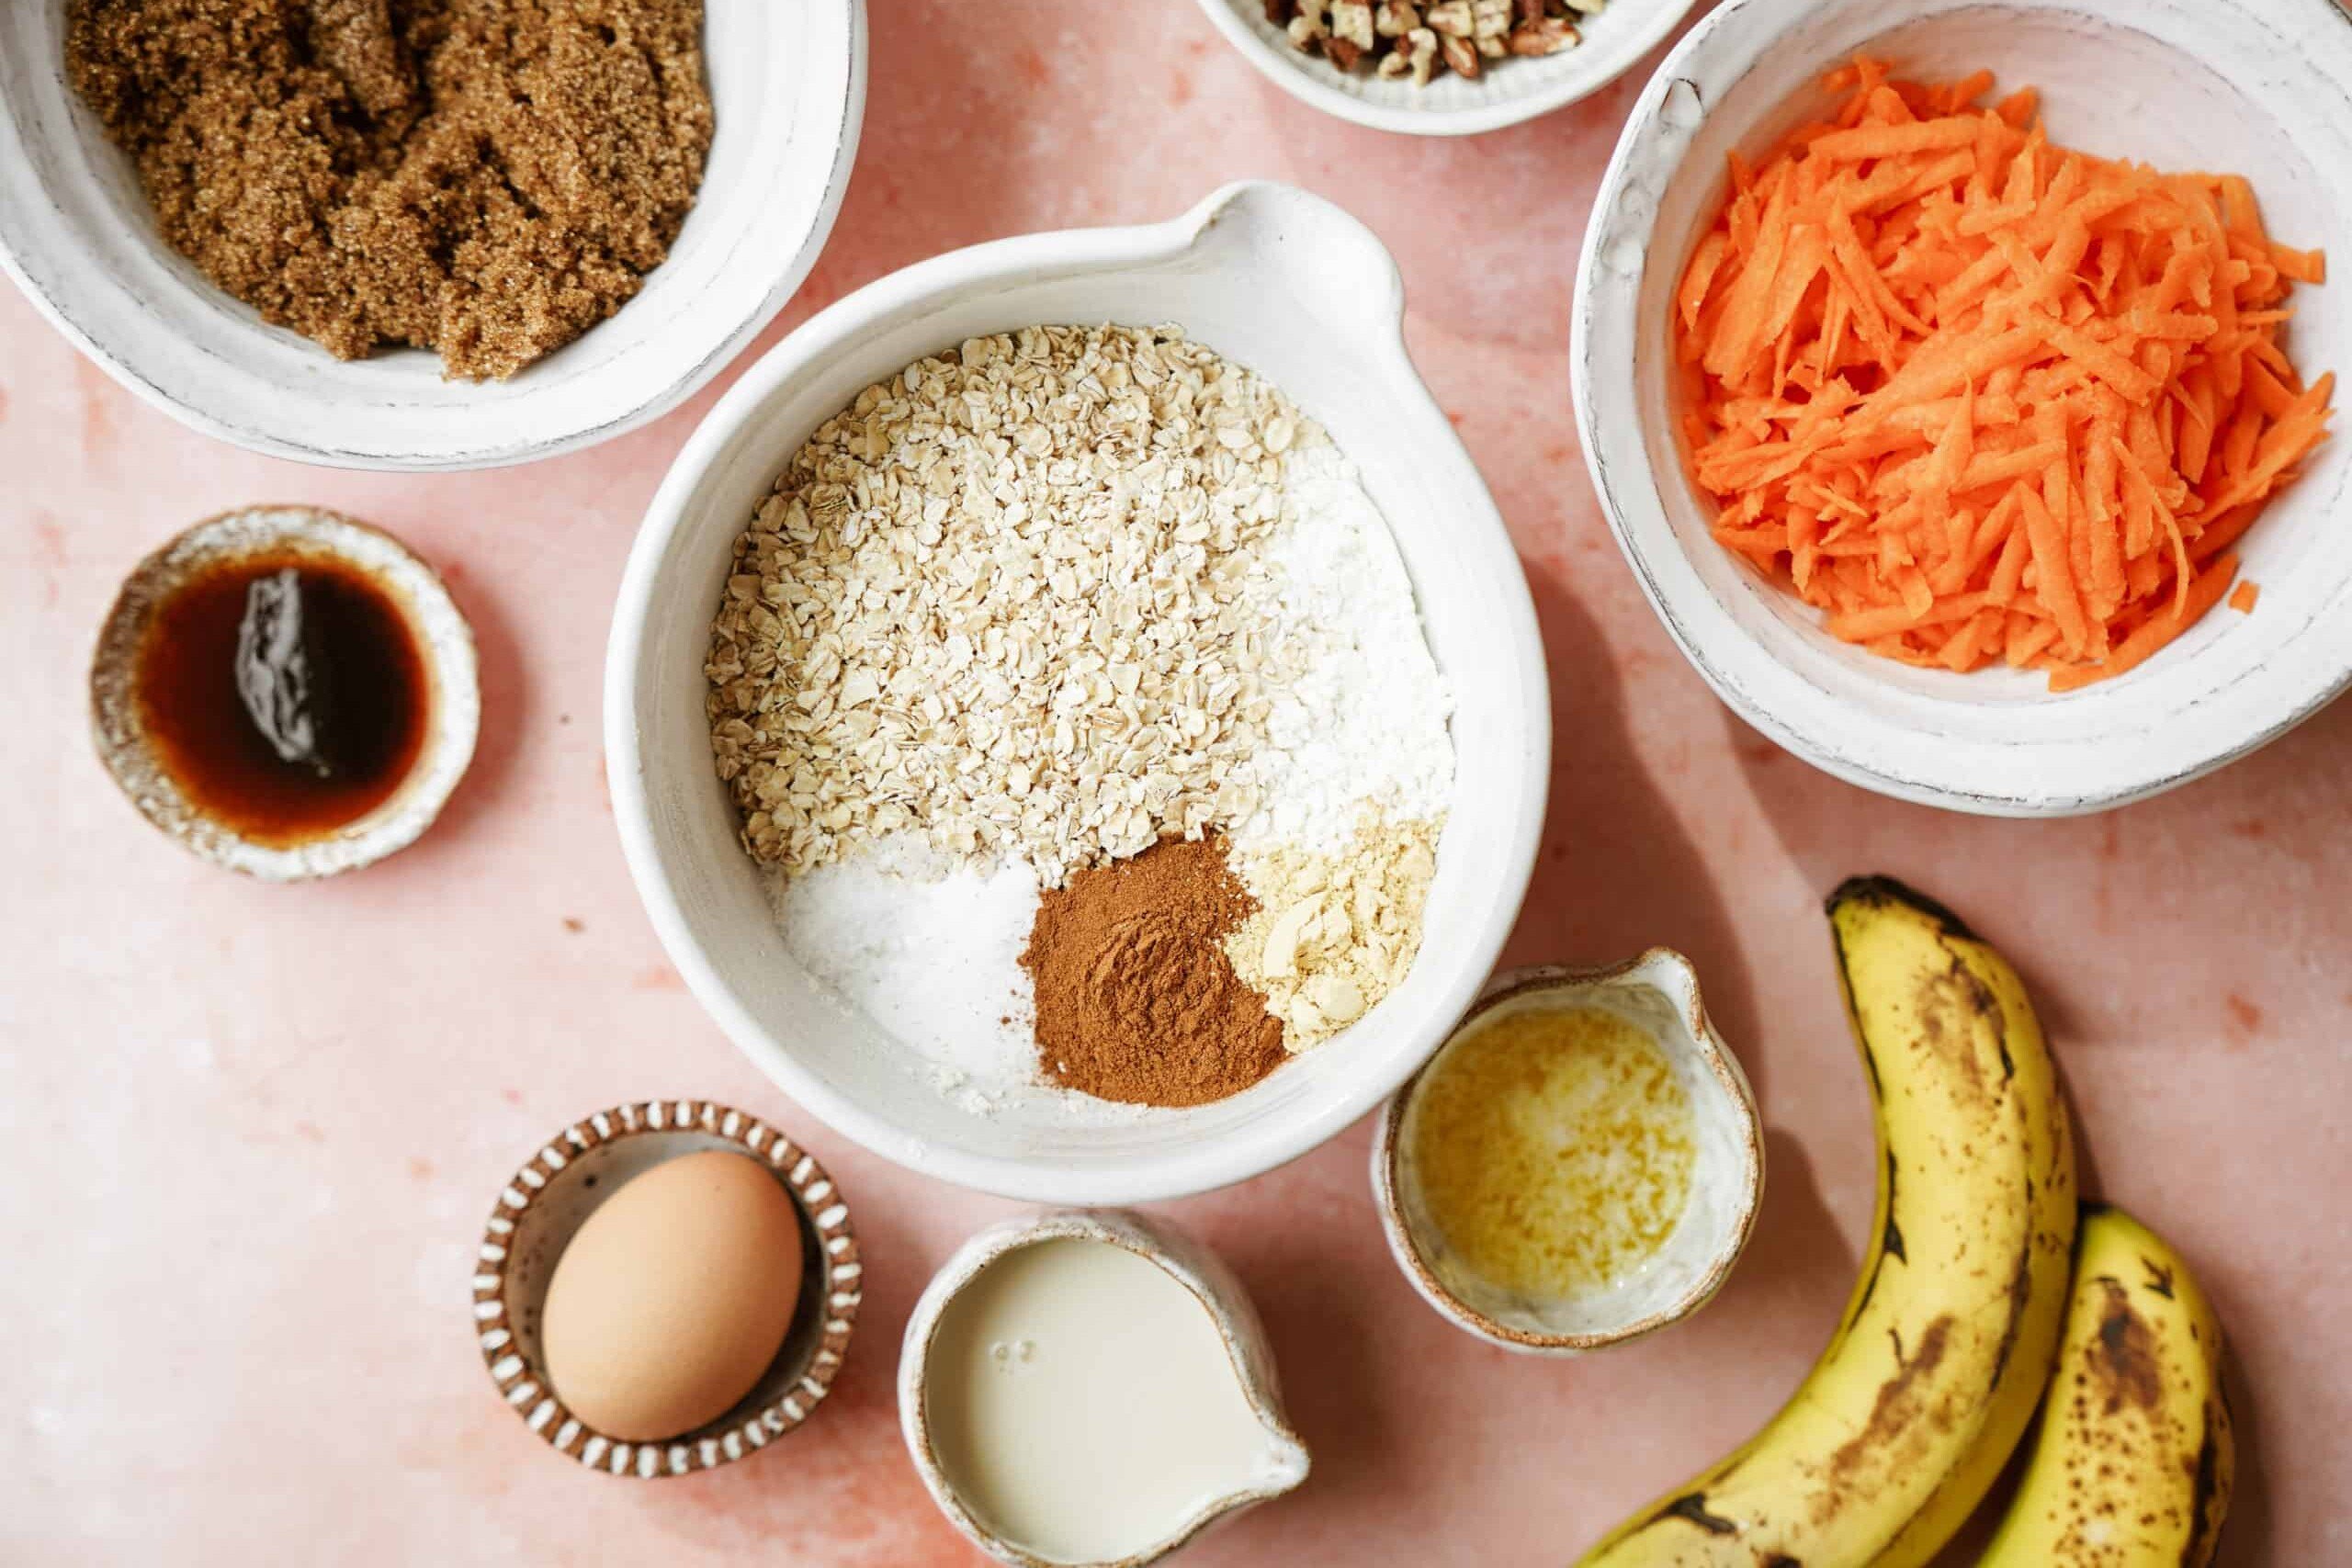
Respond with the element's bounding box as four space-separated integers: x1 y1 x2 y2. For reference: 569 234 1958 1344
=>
1978 1202 2234 1566
1573 877 2075 1568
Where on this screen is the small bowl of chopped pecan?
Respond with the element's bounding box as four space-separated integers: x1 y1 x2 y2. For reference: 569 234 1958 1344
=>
1193 0 1703 136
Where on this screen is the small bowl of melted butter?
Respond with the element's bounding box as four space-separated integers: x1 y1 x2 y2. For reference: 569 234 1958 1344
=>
1373 951 1764 1353
89 505 478 880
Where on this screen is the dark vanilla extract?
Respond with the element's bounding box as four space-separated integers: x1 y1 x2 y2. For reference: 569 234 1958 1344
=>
134 554 427 845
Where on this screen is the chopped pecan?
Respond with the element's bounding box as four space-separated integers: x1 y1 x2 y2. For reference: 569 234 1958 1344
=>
1282 0 1597 80
1329 0 1376 48
1423 0 1472 37
1508 16 1578 53
1403 25 1439 84
1287 0 1329 51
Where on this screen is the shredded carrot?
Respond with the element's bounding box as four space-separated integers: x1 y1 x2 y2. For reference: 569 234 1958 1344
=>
2228 580 2261 614
2048 556 2242 692
1675 58 2335 691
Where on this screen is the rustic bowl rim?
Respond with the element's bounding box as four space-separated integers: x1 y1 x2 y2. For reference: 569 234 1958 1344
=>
471 1097 862 1480
1187 0 1703 138
1371 950 1765 1353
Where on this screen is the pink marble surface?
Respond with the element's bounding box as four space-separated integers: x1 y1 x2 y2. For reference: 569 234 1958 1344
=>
6 2 2347 1562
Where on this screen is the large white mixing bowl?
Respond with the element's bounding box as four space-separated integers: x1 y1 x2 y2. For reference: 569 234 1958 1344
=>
606 183 1550 1202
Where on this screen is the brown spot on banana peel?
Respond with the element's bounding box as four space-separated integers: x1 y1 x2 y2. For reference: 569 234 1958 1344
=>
1826 1314 1954 1489
1631 1496 1817 1560
1853 1297 2041 1551
1847 1150 1905 1326
2089 1281 2165 1415
1914 952 2009 1095
2183 1383 2233 1567
1976 960 2017 1083
1987 1175 2035 1389
1829 908 1884 1103
1826 875 1984 942
1859 1028 1885 1100
1883 1149 1904 1259
1827 1284 2033 1546
2143 1256 2178 1300
1654 1494 1740 1536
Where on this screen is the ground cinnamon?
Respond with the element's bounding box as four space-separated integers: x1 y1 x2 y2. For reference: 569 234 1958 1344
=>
1021 835 1288 1108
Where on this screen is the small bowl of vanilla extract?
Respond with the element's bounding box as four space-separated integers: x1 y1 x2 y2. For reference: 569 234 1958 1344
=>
90 506 479 880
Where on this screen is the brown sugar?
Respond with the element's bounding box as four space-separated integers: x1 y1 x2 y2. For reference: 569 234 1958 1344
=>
65 0 713 380
1021 835 1290 1109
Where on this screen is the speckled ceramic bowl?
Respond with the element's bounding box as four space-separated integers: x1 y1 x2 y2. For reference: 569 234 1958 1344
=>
1192 0 1701 136
472 1099 861 1479
89 506 479 881
1374 952 1763 1353
899 1210 1310 1566
607 181 1549 1204
1574 0 2352 813
0 1 864 469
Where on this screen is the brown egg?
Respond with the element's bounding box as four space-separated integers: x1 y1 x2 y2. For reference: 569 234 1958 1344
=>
540 1150 807 1442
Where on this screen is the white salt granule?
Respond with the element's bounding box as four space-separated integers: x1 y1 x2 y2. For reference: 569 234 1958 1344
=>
768 836 1040 1107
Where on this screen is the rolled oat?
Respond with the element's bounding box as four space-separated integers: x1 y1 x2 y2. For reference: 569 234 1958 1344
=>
707 325 1306 888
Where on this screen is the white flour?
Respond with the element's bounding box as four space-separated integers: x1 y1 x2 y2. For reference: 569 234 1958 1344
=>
1234 440 1455 855
764 433 1454 1111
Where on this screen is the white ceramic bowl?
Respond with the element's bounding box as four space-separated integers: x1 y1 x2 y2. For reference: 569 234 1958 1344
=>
606 182 1549 1204
1574 0 2352 814
1193 0 1701 136
1372 953 1763 1354
0 2 864 471
898 1210 1310 1565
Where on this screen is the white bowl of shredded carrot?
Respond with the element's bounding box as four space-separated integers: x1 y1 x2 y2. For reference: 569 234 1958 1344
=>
1574 0 2352 814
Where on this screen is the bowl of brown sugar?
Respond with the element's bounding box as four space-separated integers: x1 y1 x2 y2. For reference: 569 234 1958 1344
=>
0 0 864 470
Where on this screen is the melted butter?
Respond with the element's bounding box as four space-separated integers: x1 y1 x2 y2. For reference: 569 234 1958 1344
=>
1409 1004 1696 1300
924 1238 1283 1564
